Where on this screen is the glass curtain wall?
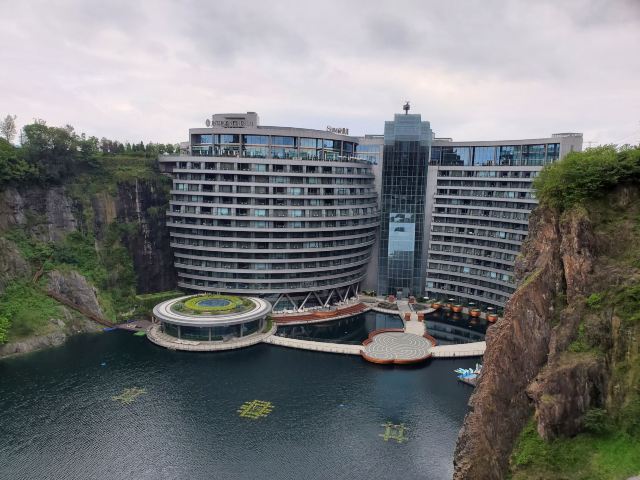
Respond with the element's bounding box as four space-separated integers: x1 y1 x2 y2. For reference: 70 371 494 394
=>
378 133 431 297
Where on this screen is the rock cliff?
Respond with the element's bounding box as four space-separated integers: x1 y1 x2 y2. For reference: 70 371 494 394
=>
0 177 175 295
0 162 177 354
453 186 640 479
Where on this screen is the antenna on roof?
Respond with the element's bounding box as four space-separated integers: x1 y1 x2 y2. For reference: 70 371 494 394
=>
403 101 410 115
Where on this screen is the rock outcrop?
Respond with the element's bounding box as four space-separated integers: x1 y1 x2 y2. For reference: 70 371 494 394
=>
0 186 78 241
0 330 68 357
0 238 29 294
0 177 175 293
453 186 640 479
47 269 104 320
527 353 605 440
453 207 565 479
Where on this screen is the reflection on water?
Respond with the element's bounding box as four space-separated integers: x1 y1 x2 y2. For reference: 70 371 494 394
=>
424 309 487 345
276 309 487 346
276 311 403 344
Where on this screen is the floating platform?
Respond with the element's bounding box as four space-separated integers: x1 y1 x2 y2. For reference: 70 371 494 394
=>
458 375 478 387
361 329 436 365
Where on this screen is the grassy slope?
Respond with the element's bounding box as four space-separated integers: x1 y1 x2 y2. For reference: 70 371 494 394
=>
511 420 640 480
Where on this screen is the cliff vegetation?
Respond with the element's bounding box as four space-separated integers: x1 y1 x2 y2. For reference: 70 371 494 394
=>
454 145 640 480
0 120 177 348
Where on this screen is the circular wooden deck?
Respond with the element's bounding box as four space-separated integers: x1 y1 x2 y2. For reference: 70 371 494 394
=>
361 329 435 365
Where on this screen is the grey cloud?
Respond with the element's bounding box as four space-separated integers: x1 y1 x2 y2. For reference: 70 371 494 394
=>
0 0 638 145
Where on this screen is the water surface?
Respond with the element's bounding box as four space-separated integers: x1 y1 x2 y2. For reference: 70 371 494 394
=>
0 330 476 480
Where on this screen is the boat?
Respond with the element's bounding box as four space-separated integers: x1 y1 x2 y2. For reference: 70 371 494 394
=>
454 363 482 377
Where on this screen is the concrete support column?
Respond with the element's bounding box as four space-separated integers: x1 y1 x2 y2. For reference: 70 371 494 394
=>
178 325 181 339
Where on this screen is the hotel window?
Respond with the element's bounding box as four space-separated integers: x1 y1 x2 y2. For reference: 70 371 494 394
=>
271 136 296 146
473 146 497 166
300 148 320 160
271 147 297 159
242 135 268 145
498 146 521 165
216 134 240 144
300 138 319 148
217 208 230 216
255 209 267 217
323 139 341 149
547 143 560 162
242 146 267 158
521 144 545 166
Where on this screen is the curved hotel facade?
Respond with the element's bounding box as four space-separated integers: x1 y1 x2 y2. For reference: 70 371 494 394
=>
159 113 378 312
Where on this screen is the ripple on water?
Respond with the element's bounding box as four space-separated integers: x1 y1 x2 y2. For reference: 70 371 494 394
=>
0 331 477 480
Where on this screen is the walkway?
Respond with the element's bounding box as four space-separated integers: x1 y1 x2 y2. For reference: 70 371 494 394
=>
146 323 277 352
430 341 486 358
46 290 114 327
262 335 362 355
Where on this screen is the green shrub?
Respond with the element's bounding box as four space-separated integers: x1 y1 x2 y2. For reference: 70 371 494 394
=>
584 408 610 434
586 292 604 309
178 295 251 315
0 315 9 343
135 290 183 313
511 417 640 479
534 145 640 211
612 282 640 326
0 281 61 340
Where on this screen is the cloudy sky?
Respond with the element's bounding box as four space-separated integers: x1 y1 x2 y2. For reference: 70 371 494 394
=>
1 0 639 145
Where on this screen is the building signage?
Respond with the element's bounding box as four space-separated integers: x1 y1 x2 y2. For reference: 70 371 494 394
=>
205 117 256 128
205 113 259 128
327 126 349 135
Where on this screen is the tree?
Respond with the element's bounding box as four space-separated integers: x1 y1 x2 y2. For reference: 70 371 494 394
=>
0 138 36 185
0 114 17 143
21 122 79 183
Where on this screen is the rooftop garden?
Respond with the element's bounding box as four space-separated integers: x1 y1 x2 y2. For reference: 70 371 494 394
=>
171 294 254 316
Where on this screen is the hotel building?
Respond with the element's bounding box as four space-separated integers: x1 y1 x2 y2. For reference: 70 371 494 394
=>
424 133 582 310
160 110 581 314
159 113 379 312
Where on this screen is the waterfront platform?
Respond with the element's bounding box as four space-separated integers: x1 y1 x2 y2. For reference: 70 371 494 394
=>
147 323 277 352
272 302 369 325
361 328 435 364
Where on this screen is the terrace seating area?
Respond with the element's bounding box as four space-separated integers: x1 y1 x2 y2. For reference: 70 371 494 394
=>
273 302 368 324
